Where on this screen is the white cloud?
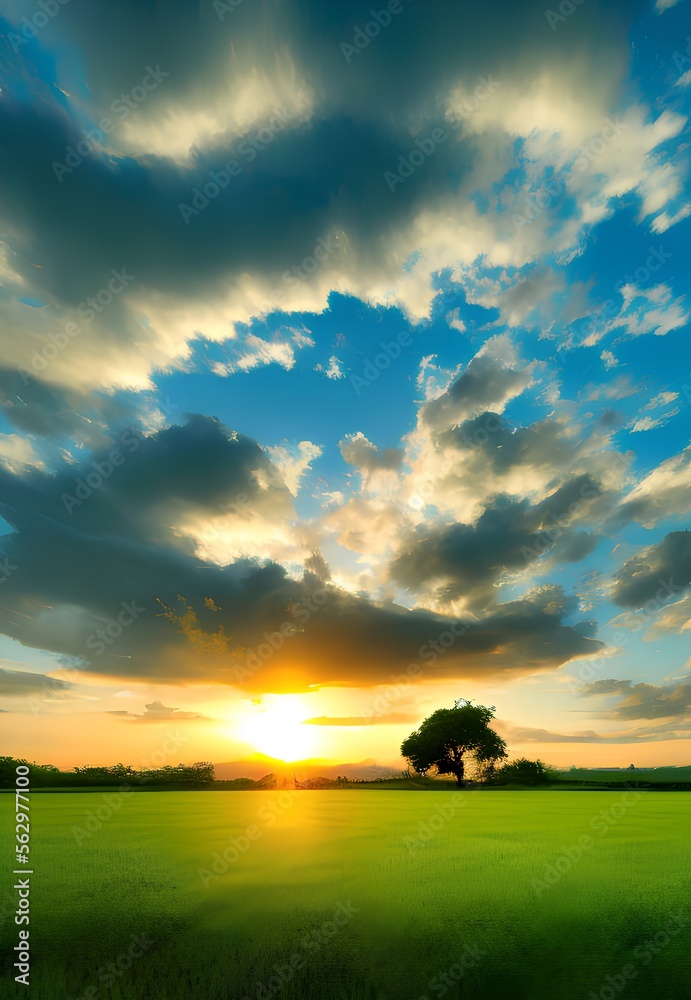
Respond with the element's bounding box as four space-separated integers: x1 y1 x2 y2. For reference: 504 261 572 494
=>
266 440 323 497
644 391 679 410
629 410 679 432
445 308 466 333
214 333 299 376
621 444 691 526
0 434 43 473
578 283 688 349
315 356 346 379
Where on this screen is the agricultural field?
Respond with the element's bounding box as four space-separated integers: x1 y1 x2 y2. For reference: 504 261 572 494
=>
2 790 690 1000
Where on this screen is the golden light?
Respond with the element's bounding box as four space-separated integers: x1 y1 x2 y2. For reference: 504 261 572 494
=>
233 695 320 762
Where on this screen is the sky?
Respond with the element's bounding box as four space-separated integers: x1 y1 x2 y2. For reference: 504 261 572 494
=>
0 0 690 772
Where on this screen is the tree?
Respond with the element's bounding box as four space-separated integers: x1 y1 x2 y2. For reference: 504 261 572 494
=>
401 701 507 787
497 758 550 786
471 729 509 784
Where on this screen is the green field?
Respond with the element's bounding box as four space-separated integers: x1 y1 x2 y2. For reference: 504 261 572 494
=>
2 790 690 999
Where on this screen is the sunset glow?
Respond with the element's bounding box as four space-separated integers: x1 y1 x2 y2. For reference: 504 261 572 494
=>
233 696 321 762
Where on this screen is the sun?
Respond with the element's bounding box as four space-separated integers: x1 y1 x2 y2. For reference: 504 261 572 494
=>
234 695 320 762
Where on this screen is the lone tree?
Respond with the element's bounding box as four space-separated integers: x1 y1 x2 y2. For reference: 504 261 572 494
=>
401 701 507 786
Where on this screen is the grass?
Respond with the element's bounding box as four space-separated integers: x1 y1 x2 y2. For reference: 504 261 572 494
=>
1 790 690 999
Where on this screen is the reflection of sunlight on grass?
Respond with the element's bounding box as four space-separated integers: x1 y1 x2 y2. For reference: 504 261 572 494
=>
232 695 320 762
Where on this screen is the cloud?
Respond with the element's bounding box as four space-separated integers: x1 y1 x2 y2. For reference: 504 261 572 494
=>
324 498 408 559
617 445 691 527
0 415 605 690
390 477 603 610
108 699 205 722
498 718 691 743
421 335 538 430
303 713 417 726
339 433 403 473
214 331 307 376
610 531 691 608
0 665 72 697
1 0 689 722
315 356 346 379
584 676 691 720
644 391 679 410
575 282 689 350
643 594 691 638
1 0 671 441
265 441 322 497
628 410 679 432
445 309 466 333
0 434 44 474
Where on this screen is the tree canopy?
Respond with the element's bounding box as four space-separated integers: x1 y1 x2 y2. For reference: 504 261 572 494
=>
400 701 507 786
496 758 551 786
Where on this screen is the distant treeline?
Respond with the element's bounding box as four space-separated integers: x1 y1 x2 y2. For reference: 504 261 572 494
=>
0 756 215 788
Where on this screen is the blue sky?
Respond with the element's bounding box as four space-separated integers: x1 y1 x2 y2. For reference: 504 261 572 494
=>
0 0 689 768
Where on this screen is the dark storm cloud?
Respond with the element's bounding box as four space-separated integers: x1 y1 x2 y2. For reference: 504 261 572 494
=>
390 475 603 608
421 348 536 430
437 411 591 477
0 666 71 696
0 368 139 444
0 413 292 544
610 531 691 608
0 416 604 690
584 677 691 720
